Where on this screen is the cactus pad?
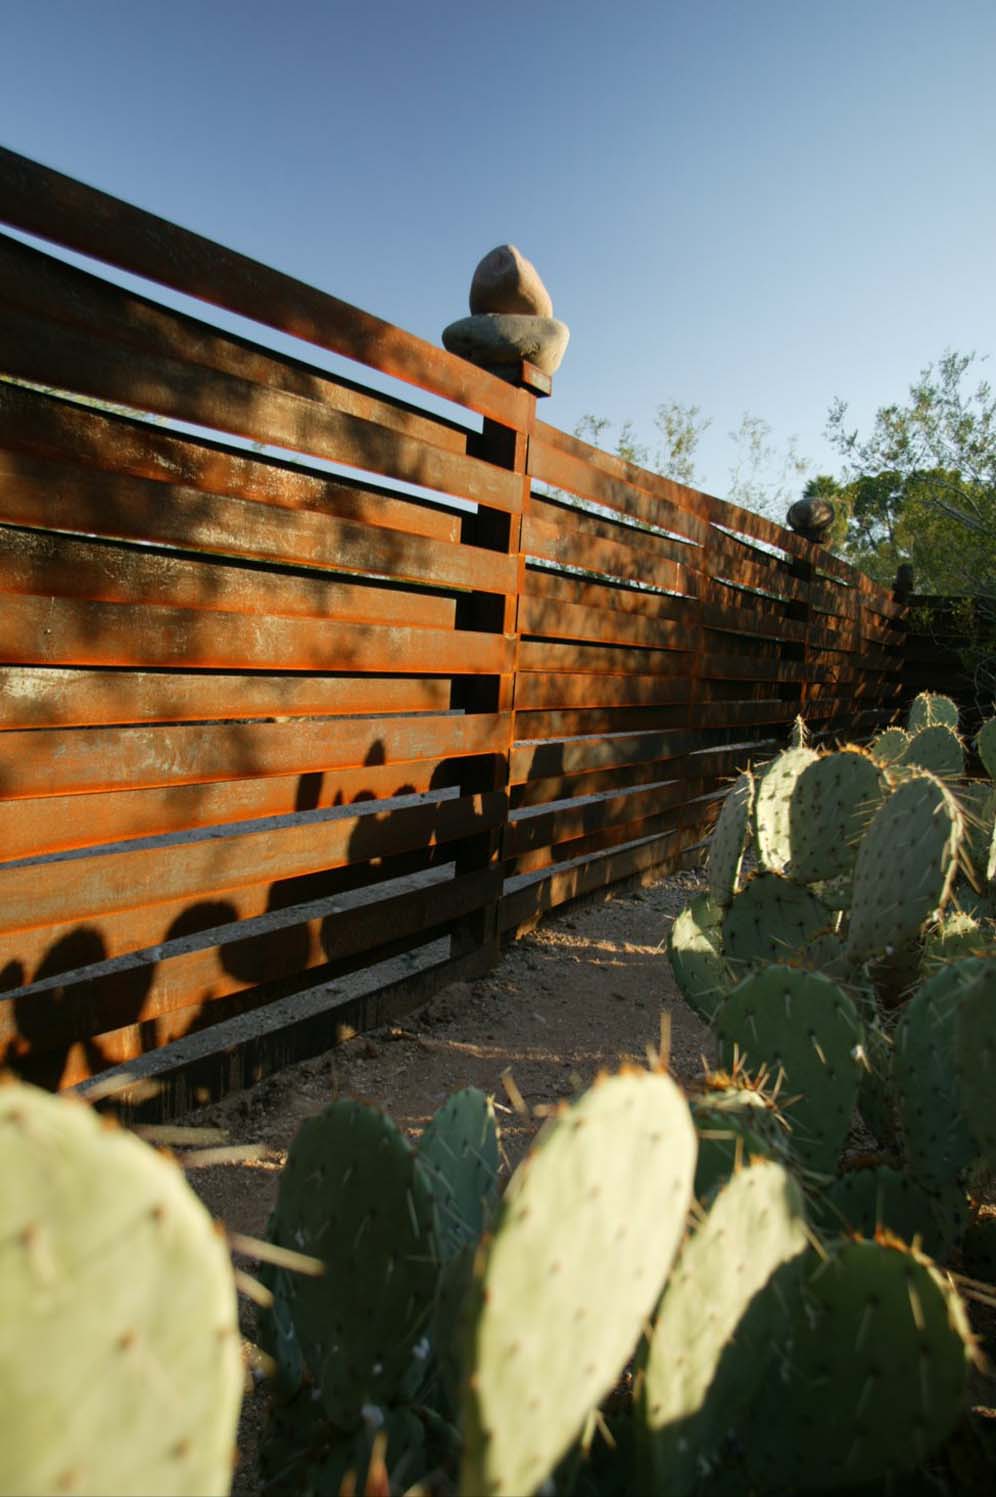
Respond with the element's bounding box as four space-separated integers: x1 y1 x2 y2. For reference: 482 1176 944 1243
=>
747 1239 973 1491
857 1018 899 1150
869 725 910 765
954 958 996 1170
923 910 988 973
722 874 834 969
894 960 980 1190
846 771 963 964
689 1085 793 1202
819 1165 949 1259
668 893 731 1024
707 771 754 907
908 692 960 732
460 1070 696 1497
753 745 820 873
273 1099 439 1426
641 1161 808 1494
715 965 863 1173
976 716 996 779
901 724 966 778
417 1088 500 1262
0 1083 242 1497
788 749 885 883
256 1209 307 1400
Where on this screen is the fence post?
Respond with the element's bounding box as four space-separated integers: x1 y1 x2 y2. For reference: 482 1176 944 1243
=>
450 361 543 964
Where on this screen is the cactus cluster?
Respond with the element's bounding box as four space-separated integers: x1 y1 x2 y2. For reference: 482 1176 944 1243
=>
671 695 996 1193
255 1055 987 1496
654 690 996 1484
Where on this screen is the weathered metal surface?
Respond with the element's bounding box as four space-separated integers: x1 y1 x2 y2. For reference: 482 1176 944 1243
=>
0 385 463 543
0 668 448 731
0 454 517 595
0 592 515 674
0 232 475 456
0 305 523 512
0 713 509 800
0 753 474 862
0 791 506 937
0 145 531 428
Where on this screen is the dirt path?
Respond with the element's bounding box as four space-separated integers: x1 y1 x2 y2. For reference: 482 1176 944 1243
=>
179 866 711 1491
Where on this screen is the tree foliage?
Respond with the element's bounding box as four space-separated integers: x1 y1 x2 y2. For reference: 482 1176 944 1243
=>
826 351 996 594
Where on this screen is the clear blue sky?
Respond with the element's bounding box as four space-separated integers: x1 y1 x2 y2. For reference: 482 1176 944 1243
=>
3 0 994 511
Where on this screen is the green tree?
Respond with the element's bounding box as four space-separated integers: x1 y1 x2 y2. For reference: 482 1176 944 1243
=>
826 351 996 593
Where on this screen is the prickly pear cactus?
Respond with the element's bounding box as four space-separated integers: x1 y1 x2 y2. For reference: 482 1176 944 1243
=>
846 769 963 965
745 1238 975 1492
431 1239 477 1412
0 1082 243 1497
901 723 966 778
417 1087 500 1262
256 1207 307 1400
715 965 863 1174
922 909 988 973
856 1016 900 1150
668 893 731 1024
271 1099 439 1427
787 748 885 883
640 1160 808 1495
976 716 996 779
868 724 910 765
817 1164 951 1259
908 691 960 732
753 744 819 873
954 959 996 1170
722 873 834 968
894 960 981 1190
459 1069 696 1497
707 770 754 907
689 1081 793 1202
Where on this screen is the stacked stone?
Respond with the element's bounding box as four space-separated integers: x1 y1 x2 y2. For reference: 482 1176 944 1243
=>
786 495 836 544
442 244 569 380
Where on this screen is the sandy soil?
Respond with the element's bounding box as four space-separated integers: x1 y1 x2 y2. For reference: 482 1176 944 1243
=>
179 865 711 1492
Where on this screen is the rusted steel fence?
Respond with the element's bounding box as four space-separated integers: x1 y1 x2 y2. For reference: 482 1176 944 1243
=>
0 149 907 1115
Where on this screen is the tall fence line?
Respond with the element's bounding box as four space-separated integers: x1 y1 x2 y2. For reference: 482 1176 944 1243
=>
0 148 908 1117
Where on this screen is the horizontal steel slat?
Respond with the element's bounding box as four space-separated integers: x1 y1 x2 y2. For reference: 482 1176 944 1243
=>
527 436 707 544
0 753 477 862
0 789 506 936
0 668 449 731
0 305 523 513
0 454 517 595
0 525 463 630
0 712 509 799
522 512 693 585
515 674 692 711
0 866 500 1074
0 146 530 428
0 232 473 458
0 592 514 674
0 384 463 543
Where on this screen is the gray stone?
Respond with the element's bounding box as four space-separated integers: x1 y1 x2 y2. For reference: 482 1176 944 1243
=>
441 314 569 376
786 496 836 543
470 244 553 317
